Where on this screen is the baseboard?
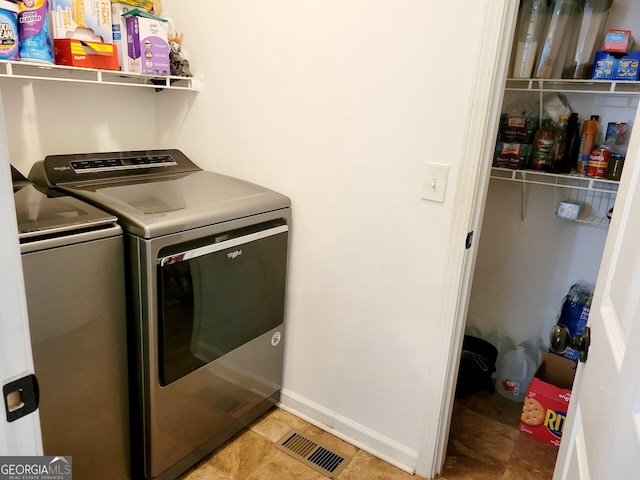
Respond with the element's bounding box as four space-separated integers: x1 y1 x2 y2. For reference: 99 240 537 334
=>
279 388 417 474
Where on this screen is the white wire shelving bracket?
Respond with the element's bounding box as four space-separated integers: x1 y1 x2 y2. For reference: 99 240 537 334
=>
0 60 201 92
490 167 618 228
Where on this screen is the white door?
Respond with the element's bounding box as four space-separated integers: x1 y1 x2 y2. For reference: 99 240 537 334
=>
553 100 640 479
0 92 42 455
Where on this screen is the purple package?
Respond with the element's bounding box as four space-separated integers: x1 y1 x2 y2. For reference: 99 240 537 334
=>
18 0 54 63
125 15 169 75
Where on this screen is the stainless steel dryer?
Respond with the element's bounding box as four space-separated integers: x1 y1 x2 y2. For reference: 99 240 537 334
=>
29 150 291 480
12 166 130 479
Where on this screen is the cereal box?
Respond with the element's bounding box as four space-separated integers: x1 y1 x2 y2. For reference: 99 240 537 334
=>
519 353 576 447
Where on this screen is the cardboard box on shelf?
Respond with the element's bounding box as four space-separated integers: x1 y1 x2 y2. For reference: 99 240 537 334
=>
519 353 576 448
603 29 634 54
50 0 113 43
53 38 118 70
125 15 170 75
111 2 133 71
592 50 640 81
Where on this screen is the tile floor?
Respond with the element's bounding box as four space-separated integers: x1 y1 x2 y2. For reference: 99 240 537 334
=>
440 390 559 480
179 391 557 480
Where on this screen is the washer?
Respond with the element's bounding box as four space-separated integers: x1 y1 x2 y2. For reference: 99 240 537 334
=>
30 150 291 480
12 166 130 479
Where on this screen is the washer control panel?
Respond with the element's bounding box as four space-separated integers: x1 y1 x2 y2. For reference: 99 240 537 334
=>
70 154 177 173
35 149 201 186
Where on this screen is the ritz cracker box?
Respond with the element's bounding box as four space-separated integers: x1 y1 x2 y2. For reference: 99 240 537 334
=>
519 353 576 447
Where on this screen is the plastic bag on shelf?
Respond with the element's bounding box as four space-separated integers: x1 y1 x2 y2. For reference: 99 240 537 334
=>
165 19 191 77
499 96 540 144
543 93 573 125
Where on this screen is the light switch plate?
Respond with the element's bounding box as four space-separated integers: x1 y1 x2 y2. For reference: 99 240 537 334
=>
421 162 450 203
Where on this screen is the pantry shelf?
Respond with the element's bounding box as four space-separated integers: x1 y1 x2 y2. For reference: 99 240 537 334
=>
505 78 640 96
0 60 201 92
490 167 619 192
490 167 618 227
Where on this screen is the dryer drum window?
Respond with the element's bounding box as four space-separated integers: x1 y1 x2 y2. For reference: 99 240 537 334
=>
157 223 289 386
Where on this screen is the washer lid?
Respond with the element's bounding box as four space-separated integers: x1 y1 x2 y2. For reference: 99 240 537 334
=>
14 183 118 242
58 170 291 238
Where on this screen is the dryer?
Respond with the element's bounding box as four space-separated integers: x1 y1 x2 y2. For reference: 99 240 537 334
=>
30 150 291 480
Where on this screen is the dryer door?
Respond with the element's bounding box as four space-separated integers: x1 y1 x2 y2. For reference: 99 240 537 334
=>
157 222 289 386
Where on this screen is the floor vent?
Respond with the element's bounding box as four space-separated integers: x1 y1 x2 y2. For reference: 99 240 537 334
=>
275 430 352 478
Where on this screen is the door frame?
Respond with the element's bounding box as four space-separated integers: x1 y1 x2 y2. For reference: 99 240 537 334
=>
415 0 519 477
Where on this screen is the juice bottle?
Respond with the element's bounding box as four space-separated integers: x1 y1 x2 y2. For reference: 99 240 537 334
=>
531 119 556 171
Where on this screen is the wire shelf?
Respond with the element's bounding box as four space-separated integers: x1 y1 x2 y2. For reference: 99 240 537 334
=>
490 168 619 227
555 181 617 228
0 60 201 91
505 78 640 96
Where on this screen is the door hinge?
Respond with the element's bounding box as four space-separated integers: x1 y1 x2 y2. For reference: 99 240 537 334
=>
465 231 474 249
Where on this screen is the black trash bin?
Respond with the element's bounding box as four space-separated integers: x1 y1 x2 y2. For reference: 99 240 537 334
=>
455 335 498 398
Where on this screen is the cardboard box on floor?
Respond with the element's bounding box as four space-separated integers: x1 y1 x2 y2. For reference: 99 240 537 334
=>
519 353 576 448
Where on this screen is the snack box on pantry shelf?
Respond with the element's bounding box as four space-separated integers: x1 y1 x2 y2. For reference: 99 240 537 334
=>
603 29 634 54
591 50 640 81
519 353 576 448
53 39 118 70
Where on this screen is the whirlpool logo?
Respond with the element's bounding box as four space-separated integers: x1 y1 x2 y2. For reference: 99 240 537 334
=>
227 249 243 259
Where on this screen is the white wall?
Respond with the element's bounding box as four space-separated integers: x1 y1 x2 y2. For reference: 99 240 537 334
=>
1 81 157 175
468 181 609 346
158 0 490 470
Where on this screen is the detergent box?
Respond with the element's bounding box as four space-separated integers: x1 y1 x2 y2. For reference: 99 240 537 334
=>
50 0 113 43
519 353 576 447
